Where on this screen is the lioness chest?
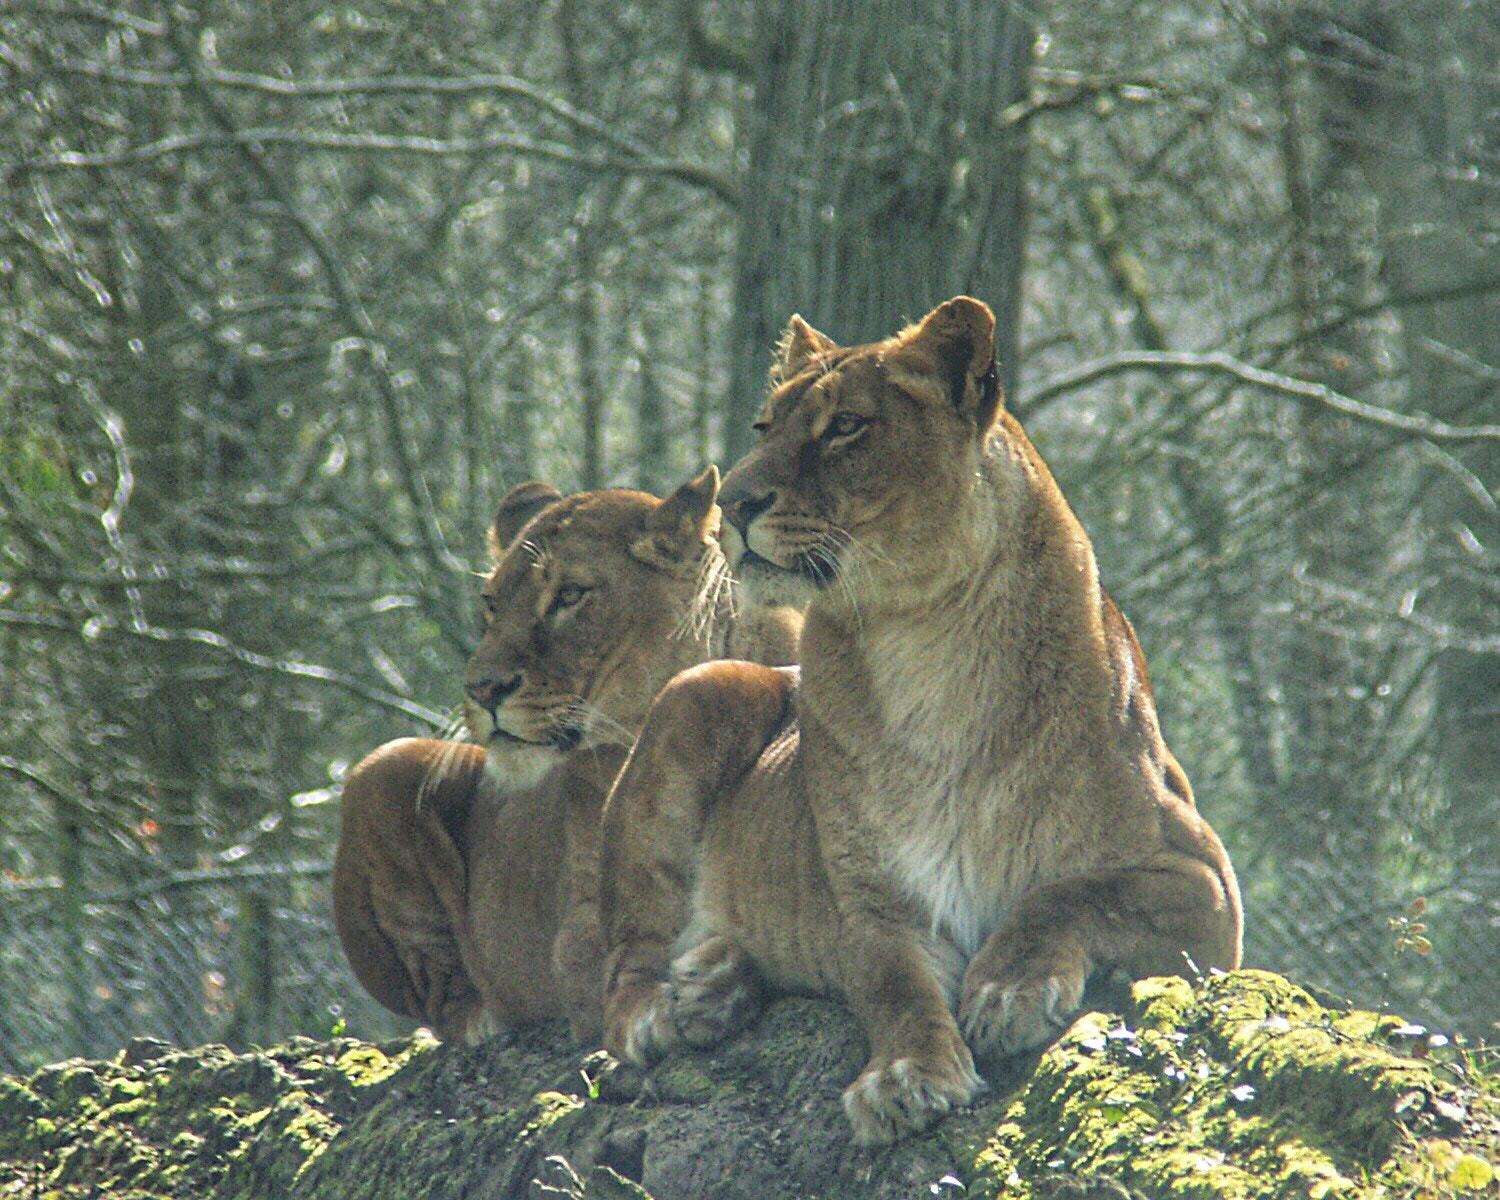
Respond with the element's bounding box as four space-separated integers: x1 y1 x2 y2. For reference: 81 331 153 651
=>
808 616 1129 960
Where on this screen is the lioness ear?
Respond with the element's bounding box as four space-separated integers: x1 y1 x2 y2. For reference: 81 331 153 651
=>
631 466 722 570
489 481 563 559
770 314 839 386
898 296 1003 432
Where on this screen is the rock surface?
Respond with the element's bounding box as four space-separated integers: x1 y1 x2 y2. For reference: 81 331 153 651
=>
3 971 1495 1199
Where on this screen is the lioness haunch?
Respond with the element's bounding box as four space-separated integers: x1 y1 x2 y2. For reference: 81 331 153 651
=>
600 297 1242 1145
333 471 799 1045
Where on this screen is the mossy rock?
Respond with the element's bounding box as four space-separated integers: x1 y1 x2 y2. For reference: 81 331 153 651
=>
1 971 1494 1199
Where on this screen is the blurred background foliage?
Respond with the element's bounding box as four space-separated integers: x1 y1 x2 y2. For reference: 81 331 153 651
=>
1 0 1496 1070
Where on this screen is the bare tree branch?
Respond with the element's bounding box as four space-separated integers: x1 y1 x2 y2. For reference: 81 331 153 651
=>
1020 349 1500 442
88 861 334 905
1 861 337 903
159 22 478 658
131 620 450 727
0 609 448 728
13 128 735 201
1002 67 1271 141
22 58 739 205
1417 443 1499 515
6 1 167 35
1293 565 1500 656
0 755 78 807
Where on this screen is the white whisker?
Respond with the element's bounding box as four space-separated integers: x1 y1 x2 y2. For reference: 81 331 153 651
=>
571 699 637 749
672 545 733 650
417 709 474 808
834 523 896 569
818 529 871 639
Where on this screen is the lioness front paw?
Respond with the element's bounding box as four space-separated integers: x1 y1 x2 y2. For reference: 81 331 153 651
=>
841 1038 984 1146
668 936 762 1049
604 981 681 1067
960 968 1086 1057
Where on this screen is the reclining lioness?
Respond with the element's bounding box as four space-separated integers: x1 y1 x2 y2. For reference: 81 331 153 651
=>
600 298 1242 1144
333 470 799 1044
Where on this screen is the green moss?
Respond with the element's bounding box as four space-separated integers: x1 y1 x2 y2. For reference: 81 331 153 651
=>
0 1079 48 1158
2 976 1493 1200
105 1077 149 1102
531 1090 585 1127
333 1044 401 1088
648 1057 733 1105
28 1117 58 1142
1199 971 1443 1163
1129 974 1198 1031
967 971 1496 1200
0 1077 45 1122
51 1063 104 1108
97 1096 154 1125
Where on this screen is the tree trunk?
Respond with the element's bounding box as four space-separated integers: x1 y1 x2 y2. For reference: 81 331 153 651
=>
635 323 670 494
727 0 1034 459
560 0 610 489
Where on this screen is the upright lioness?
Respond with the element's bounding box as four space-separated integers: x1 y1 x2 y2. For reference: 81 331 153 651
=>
600 298 1242 1144
333 469 800 1044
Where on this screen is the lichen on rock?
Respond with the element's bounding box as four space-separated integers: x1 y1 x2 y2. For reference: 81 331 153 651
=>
1 972 1494 1200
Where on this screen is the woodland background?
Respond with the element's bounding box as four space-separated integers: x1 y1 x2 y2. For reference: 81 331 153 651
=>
1 0 1496 1071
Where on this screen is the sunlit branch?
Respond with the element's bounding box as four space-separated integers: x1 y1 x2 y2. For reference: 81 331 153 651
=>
0 755 76 806
16 128 734 201
25 61 738 205
0 610 448 728
1003 68 1270 141
8 1 166 35
1 861 337 902
89 861 334 905
1021 349 1500 442
1293 565 1500 655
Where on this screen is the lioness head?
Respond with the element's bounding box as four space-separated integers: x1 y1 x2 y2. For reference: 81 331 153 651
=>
463 468 728 790
720 297 1002 610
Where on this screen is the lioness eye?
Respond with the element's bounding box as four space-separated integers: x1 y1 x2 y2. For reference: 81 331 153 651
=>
826 412 867 439
552 584 588 611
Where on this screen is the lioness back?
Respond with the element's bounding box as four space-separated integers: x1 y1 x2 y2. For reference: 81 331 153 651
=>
335 469 800 1044
601 298 1240 1145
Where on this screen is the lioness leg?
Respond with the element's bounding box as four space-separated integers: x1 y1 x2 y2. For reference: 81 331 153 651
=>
837 923 985 1146
332 738 492 1043
601 661 797 1065
959 853 1239 1056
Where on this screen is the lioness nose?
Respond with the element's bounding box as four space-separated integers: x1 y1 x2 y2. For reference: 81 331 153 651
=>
721 488 776 537
465 672 522 713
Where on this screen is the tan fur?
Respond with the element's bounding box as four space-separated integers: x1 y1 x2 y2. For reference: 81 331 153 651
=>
333 469 800 1044
600 298 1242 1144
